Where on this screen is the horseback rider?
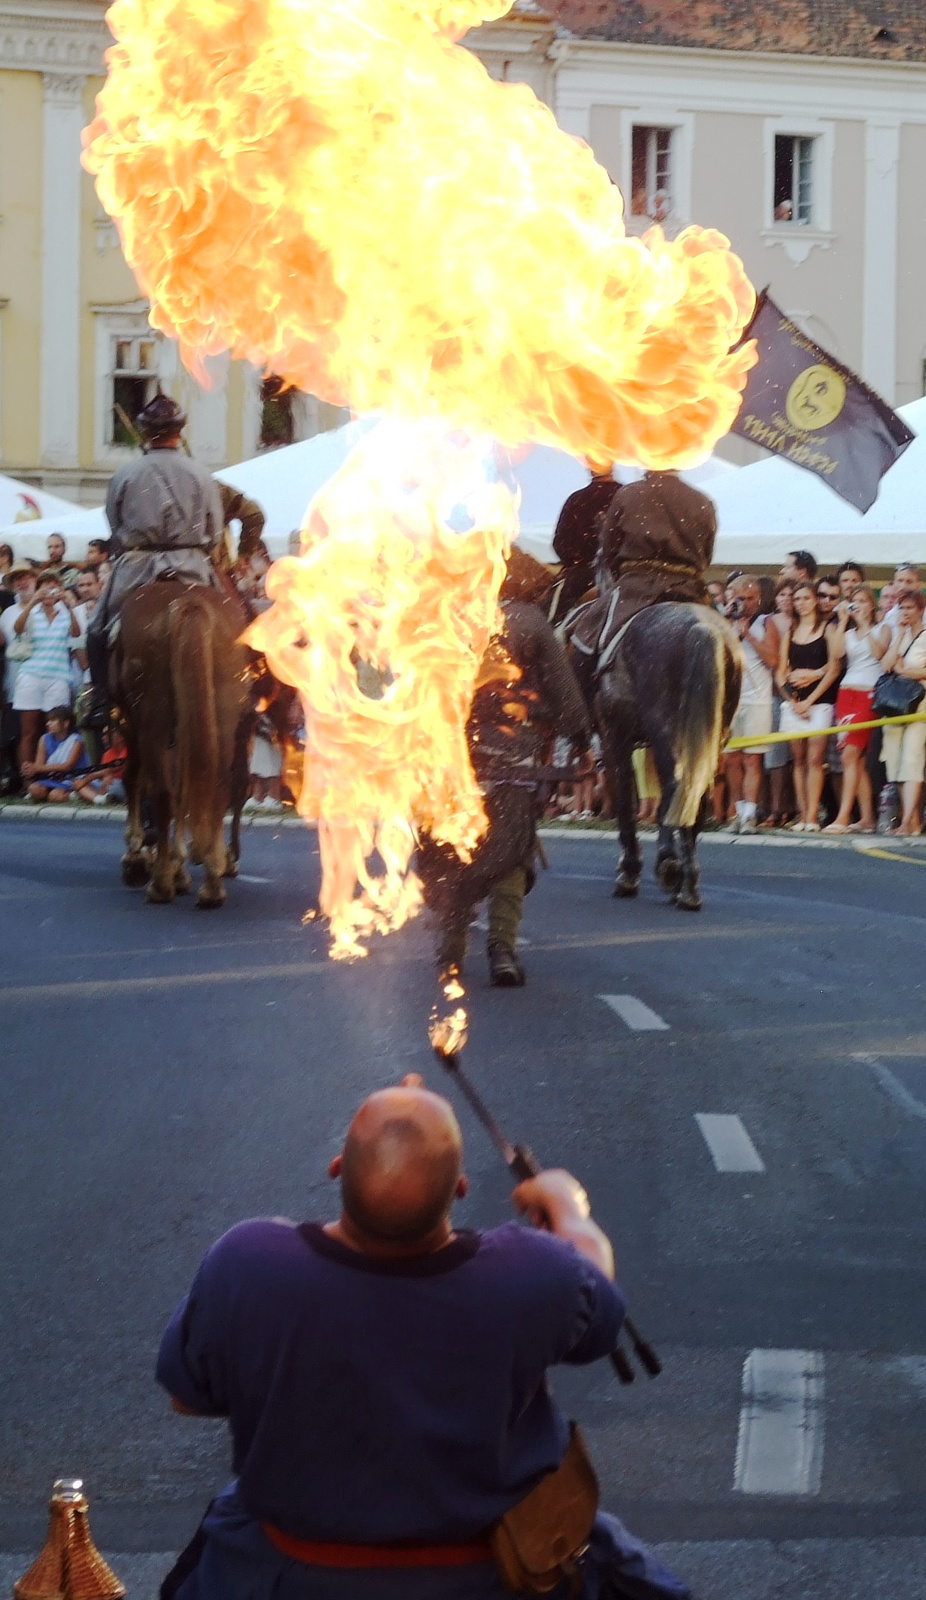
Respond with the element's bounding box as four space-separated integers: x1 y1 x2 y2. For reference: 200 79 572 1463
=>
548 459 618 625
420 548 589 988
568 470 717 695
84 392 226 723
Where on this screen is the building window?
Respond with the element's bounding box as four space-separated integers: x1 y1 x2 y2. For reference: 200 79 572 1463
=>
260 374 298 449
109 335 158 445
630 125 673 222
774 135 814 224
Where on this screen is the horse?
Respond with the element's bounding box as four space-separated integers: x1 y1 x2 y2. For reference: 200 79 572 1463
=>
113 580 251 908
594 603 742 911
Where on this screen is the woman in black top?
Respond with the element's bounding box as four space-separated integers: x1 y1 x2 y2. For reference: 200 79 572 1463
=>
776 581 840 830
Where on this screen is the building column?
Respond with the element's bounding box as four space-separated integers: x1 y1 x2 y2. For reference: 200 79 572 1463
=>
40 71 85 468
862 118 900 403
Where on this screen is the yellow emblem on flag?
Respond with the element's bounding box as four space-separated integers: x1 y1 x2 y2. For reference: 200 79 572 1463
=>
785 364 847 430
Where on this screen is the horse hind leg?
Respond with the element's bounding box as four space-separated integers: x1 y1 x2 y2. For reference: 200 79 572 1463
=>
601 725 641 898
673 825 702 912
196 824 227 910
171 829 191 895
121 742 150 887
146 789 177 904
651 736 682 897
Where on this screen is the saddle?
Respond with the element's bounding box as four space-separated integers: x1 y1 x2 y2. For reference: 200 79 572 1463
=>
562 591 633 697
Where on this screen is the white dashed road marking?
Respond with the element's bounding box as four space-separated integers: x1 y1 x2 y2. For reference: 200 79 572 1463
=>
598 994 670 1030
734 1349 825 1495
695 1113 765 1173
853 1053 926 1120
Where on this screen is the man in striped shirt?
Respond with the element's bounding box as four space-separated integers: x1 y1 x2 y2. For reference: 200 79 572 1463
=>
11 571 80 767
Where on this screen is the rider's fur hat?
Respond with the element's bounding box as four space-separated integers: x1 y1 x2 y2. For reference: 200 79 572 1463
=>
136 389 187 439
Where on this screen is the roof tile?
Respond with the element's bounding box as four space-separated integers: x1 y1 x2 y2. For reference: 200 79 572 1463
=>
550 1 926 61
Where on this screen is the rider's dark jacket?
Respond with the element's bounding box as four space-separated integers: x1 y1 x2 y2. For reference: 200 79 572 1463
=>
598 472 716 632
570 473 716 665
550 474 618 621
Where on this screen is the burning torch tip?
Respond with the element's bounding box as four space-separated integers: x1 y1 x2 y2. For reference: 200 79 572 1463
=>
428 1006 468 1060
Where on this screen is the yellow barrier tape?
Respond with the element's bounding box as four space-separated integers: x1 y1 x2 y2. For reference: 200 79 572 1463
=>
858 846 926 866
725 710 926 751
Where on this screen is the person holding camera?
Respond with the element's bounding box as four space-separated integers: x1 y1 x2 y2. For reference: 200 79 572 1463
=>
722 577 779 833
824 586 889 833
878 589 926 835
11 570 80 769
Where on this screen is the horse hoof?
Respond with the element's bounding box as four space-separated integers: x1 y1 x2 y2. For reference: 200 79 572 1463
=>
174 870 192 895
675 888 702 912
656 857 682 894
613 874 640 898
222 852 239 879
196 887 226 910
122 856 150 888
146 881 175 904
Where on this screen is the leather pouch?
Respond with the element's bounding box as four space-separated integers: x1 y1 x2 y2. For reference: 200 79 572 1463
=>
490 1424 599 1595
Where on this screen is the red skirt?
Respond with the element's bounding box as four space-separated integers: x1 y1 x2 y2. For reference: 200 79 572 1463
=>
835 686 875 751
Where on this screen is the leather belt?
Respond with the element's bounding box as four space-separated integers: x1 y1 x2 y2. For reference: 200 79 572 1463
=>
262 1523 493 1569
615 559 702 579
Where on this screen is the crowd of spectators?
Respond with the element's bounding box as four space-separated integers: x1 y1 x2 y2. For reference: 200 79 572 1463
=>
5 531 926 836
0 527 305 815
714 553 926 836
0 534 118 805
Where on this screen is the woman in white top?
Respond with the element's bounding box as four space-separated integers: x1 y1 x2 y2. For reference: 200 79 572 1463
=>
878 589 926 834
824 585 889 833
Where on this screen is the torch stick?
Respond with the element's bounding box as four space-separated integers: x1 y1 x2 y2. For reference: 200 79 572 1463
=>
430 1015 660 1383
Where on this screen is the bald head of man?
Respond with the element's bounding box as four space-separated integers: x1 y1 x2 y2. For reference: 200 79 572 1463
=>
328 1079 467 1253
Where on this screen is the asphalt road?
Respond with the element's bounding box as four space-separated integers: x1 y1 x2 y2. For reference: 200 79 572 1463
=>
2 818 925 1598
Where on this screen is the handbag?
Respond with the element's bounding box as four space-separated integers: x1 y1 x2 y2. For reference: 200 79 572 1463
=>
491 1424 599 1595
872 637 925 720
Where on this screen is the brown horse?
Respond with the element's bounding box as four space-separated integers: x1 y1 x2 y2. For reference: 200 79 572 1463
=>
113 581 250 908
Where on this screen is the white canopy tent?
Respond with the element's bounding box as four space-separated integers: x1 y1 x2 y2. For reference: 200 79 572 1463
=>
711 395 926 567
0 474 80 540
0 419 737 565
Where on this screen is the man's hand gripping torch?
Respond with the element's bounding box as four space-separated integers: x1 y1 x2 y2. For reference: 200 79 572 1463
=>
429 1009 661 1385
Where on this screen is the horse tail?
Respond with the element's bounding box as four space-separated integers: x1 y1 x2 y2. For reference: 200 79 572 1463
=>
171 593 220 862
666 617 728 828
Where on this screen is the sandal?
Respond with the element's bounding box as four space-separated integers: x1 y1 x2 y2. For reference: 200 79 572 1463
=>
822 822 849 834
803 822 821 832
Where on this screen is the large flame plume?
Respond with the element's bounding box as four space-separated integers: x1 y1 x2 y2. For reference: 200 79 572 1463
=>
83 0 756 464
245 421 517 959
83 0 759 955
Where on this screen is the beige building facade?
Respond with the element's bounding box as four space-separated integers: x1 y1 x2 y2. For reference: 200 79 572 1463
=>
0 0 342 506
1 1 923 501
470 6 926 460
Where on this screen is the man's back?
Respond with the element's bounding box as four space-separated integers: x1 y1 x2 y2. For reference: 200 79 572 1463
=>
157 1217 621 1543
106 450 222 556
601 472 716 575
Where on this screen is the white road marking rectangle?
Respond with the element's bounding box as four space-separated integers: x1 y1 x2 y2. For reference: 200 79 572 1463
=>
598 994 669 1031
695 1113 765 1172
734 1348 825 1495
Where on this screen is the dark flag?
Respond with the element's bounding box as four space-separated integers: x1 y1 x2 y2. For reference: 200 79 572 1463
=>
731 289 914 512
